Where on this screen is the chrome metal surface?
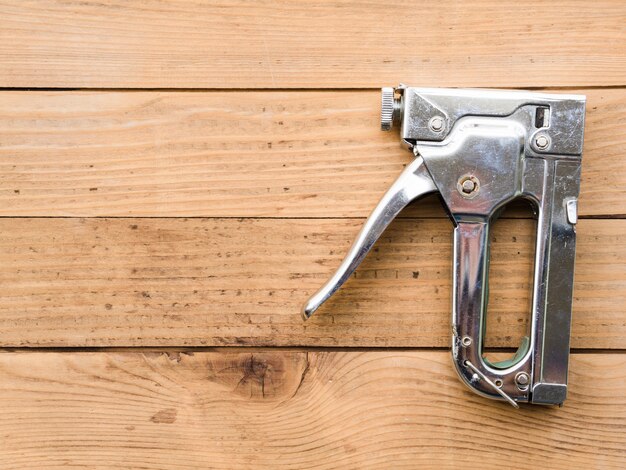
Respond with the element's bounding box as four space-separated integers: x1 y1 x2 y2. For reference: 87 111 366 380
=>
302 86 586 408
301 156 437 319
465 360 519 408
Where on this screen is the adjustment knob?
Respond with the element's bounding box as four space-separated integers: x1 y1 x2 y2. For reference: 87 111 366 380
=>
381 87 395 131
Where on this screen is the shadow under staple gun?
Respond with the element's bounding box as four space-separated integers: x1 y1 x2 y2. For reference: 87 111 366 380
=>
302 86 586 408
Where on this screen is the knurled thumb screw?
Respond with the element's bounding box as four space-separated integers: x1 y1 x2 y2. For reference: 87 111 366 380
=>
381 87 402 131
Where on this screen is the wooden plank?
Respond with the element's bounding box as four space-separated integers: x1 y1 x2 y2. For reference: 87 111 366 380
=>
1 1 625 88
1 88 624 217
1 217 623 348
0 350 624 469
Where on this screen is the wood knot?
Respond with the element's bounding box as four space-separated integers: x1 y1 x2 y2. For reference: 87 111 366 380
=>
206 352 309 401
150 408 177 424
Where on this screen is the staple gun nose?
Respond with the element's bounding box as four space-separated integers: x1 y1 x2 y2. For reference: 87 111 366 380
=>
302 86 586 408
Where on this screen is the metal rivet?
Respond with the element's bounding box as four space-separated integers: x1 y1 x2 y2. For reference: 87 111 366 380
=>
515 372 530 390
535 134 550 150
494 379 503 388
461 179 475 193
457 175 480 198
461 336 472 347
429 116 445 132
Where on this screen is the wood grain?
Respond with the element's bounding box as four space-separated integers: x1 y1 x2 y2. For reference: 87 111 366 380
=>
0 350 624 469
1 1 625 88
1 1 624 466
1 89 624 217
1 217 623 348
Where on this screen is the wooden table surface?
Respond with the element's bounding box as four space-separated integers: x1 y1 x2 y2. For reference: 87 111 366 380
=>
1 1 625 468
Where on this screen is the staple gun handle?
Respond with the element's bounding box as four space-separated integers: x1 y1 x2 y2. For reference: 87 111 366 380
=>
453 221 490 356
451 218 529 407
301 156 436 319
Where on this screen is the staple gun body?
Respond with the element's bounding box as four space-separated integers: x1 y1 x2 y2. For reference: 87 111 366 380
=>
303 87 586 407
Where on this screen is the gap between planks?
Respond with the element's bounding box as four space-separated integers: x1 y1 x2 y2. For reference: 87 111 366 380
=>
0 85 625 92
2 346 626 354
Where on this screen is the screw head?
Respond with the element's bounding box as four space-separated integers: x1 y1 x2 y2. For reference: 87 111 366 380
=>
429 116 445 132
457 175 480 198
535 134 550 150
